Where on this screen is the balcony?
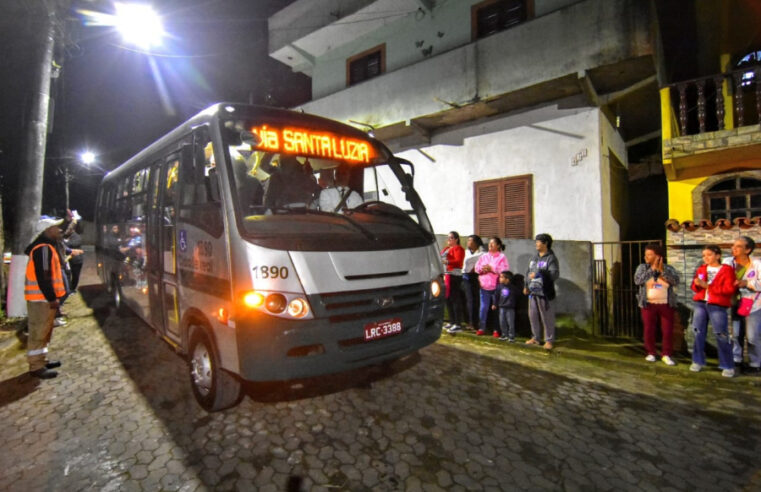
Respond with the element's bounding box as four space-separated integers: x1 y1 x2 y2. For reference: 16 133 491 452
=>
292 0 656 151
661 67 761 181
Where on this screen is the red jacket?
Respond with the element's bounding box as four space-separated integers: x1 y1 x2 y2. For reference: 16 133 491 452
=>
691 264 736 307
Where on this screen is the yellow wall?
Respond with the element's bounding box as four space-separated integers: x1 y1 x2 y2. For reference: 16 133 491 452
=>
667 177 706 221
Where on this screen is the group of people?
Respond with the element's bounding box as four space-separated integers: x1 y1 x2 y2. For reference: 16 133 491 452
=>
23 211 84 379
440 232 560 349
634 236 761 377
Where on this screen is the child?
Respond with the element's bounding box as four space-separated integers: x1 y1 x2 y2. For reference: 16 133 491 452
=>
492 271 520 341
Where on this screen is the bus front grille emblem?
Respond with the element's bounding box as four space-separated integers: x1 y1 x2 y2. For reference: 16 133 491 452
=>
376 296 394 308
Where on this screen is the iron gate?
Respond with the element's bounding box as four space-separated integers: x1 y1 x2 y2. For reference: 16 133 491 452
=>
592 240 662 337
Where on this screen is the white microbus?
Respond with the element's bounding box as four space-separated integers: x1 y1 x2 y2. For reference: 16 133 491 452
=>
95 104 445 411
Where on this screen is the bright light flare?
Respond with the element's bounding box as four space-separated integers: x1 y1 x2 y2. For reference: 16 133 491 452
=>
115 3 164 49
80 151 95 165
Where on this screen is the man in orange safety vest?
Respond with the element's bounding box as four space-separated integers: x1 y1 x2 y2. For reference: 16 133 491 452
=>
24 216 67 379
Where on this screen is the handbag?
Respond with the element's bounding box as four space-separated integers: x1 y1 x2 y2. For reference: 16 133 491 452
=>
738 292 760 317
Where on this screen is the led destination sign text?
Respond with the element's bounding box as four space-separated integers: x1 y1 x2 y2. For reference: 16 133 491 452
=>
251 125 374 164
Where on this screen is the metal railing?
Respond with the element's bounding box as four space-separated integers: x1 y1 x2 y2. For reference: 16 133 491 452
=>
592 240 662 338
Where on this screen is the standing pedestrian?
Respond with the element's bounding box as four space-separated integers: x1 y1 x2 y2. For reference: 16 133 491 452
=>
524 233 560 350
474 237 509 337
689 245 736 377
634 243 680 366
492 271 519 342
724 236 759 373
727 236 761 374
459 235 485 332
441 231 465 332
63 210 85 293
24 216 67 379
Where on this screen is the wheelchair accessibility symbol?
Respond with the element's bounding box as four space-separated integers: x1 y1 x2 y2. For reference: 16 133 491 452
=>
179 230 188 252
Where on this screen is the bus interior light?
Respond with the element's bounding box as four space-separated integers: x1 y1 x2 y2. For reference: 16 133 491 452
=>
287 298 309 318
265 293 287 314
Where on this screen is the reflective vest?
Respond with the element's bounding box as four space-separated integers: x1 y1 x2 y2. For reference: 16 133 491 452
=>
25 243 66 301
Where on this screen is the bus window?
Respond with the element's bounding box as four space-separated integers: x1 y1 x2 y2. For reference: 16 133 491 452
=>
177 129 224 237
163 158 179 274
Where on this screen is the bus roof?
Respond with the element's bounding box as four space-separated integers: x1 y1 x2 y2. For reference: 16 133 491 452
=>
101 103 390 185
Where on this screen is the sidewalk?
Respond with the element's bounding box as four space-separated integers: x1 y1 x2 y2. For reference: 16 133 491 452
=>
438 327 761 422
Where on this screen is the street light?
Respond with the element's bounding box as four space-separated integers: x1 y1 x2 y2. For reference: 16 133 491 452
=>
79 2 165 50
80 150 95 166
114 2 164 49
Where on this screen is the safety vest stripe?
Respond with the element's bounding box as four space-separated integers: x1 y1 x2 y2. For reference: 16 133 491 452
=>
27 347 49 356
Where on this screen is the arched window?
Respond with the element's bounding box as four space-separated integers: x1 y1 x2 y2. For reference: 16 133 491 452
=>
705 177 761 221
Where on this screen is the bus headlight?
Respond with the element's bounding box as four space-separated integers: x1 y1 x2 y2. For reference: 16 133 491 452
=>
239 290 313 319
287 298 309 318
265 293 287 314
431 278 442 298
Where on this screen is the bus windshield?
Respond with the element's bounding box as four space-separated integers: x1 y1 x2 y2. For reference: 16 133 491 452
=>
220 118 434 251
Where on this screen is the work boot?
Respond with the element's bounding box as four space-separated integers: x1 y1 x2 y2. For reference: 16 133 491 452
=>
30 368 58 379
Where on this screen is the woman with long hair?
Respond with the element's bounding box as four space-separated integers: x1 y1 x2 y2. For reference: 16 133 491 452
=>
474 237 509 337
690 245 736 377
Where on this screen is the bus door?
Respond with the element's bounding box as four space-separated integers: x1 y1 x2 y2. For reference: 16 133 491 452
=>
158 152 183 341
146 160 164 332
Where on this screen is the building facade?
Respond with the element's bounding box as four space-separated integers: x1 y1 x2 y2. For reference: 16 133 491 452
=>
268 0 659 243
657 0 761 295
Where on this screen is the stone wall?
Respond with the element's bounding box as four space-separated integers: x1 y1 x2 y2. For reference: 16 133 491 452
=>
666 223 761 305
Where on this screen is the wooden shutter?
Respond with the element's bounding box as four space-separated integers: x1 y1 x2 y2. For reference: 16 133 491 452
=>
474 175 532 238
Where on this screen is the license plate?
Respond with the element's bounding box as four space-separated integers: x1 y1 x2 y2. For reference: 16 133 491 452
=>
364 318 403 341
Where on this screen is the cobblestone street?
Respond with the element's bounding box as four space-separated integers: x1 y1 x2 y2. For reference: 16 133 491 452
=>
1 264 761 491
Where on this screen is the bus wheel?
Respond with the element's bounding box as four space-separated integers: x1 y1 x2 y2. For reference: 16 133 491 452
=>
188 327 242 412
111 276 124 311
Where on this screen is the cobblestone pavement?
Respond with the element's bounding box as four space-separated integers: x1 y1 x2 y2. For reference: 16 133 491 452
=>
1 266 761 490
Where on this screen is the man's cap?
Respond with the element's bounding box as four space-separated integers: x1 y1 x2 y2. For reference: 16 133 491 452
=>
35 215 64 238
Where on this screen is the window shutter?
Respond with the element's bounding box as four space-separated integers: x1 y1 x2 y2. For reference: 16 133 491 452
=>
474 175 532 238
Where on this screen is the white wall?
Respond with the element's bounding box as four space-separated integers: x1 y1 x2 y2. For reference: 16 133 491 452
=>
311 0 592 99
302 0 652 129
398 108 606 242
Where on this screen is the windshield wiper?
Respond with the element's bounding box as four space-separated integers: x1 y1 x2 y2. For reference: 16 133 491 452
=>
296 209 378 241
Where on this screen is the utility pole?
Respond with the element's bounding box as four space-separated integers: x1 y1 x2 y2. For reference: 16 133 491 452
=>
6 0 57 317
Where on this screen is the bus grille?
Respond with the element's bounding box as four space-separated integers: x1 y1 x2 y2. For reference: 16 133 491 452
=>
310 282 426 325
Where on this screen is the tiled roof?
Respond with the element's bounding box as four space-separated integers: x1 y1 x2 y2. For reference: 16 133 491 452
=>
666 217 761 232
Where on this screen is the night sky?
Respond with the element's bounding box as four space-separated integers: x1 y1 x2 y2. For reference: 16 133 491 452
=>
1 0 309 232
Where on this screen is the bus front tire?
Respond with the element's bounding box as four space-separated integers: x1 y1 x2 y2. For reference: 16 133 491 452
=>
111 276 125 313
188 327 242 412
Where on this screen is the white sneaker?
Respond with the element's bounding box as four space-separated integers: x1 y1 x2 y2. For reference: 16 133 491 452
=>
662 355 676 366
689 363 702 372
54 317 67 327
645 354 656 362
722 368 735 378
447 325 463 333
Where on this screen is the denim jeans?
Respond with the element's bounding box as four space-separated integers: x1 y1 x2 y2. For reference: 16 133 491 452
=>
499 308 516 339
479 288 496 331
747 309 761 368
691 301 732 369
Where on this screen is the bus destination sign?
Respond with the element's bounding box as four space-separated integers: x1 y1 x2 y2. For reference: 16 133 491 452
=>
251 125 375 164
